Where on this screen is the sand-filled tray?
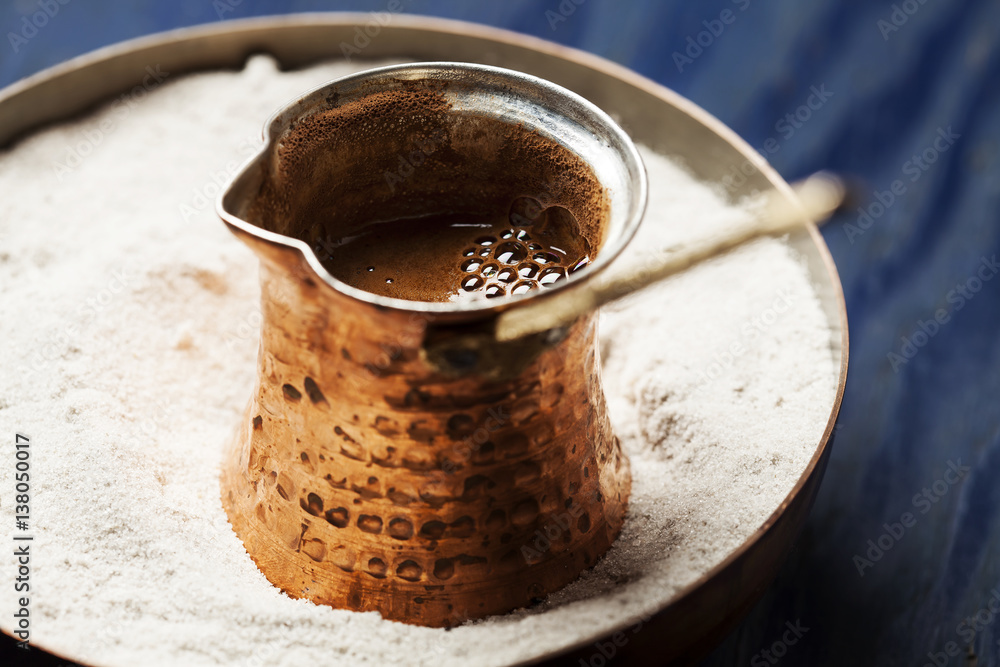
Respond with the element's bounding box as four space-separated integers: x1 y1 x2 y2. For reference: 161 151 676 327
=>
0 15 847 667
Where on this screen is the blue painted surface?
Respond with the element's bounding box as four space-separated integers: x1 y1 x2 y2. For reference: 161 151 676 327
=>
2 1 998 665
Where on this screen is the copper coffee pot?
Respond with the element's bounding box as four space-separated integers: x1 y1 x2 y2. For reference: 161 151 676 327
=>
218 63 647 627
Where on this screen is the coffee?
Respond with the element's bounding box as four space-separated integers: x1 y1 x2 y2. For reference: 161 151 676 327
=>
316 199 590 302
247 82 607 303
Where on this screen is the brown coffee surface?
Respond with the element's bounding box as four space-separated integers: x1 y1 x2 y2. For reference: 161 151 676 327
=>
247 79 607 303
318 200 590 302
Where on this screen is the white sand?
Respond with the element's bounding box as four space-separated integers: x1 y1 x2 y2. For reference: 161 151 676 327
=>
0 55 836 666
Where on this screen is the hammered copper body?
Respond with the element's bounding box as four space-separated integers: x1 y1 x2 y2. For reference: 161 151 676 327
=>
218 63 646 627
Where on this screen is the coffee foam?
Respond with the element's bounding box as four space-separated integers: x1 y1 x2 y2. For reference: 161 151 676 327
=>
247 80 608 302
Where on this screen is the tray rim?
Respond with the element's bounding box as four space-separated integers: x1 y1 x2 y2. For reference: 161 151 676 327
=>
0 12 848 667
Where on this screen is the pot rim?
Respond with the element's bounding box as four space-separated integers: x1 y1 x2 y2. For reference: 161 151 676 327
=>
217 60 649 317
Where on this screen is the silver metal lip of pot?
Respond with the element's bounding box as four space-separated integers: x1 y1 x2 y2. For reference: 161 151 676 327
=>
217 61 648 317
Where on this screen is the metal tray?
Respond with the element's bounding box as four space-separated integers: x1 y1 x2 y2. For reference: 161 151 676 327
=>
0 13 848 666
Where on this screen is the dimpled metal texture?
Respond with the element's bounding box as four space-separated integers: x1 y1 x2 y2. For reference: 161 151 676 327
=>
220 241 630 627
219 62 640 628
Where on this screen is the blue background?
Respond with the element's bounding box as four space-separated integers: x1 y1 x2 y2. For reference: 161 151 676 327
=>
3 1 999 665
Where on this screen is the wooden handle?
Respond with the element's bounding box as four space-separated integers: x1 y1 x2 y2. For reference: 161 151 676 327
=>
495 172 845 342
